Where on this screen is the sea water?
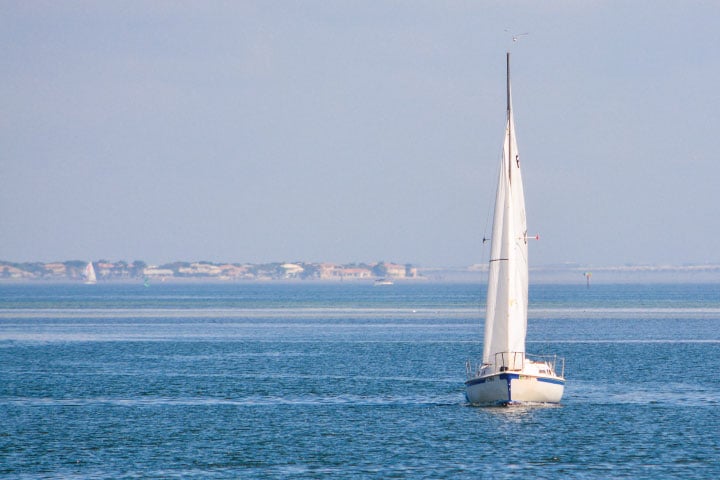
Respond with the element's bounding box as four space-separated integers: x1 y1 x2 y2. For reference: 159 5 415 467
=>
1 282 719 479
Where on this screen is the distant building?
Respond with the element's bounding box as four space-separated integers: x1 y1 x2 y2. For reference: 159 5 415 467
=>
340 267 372 279
178 263 223 276
218 264 251 279
1 265 34 279
96 262 115 278
281 263 304 278
318 263 338 280
318 263 372 280
44 263 67 276
385 263 406 278
143 267 174 278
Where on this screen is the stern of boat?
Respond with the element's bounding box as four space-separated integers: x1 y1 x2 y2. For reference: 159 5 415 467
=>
465 352 565 405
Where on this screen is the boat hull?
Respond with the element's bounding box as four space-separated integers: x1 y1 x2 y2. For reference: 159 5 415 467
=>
465 372 564 405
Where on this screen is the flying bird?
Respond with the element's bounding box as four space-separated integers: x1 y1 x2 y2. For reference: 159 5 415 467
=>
504 30 529 42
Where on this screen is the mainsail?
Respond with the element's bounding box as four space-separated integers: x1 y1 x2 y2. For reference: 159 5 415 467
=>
482 53 528 368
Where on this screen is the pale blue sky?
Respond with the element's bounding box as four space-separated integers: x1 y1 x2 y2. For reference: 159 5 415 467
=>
1 1 719 267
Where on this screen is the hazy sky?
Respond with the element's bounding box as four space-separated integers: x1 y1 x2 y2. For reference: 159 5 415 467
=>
2 1 719 267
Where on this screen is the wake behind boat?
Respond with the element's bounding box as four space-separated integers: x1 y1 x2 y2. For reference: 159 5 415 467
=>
465 53 565 406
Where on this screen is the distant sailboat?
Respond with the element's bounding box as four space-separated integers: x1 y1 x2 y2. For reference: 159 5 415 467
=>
84 262 97 284
465 53 565 405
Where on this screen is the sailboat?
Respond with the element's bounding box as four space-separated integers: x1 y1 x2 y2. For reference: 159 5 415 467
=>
465 53 565 405
84 262 97 285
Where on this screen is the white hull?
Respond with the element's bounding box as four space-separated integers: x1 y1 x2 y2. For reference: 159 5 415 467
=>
465 371 564 406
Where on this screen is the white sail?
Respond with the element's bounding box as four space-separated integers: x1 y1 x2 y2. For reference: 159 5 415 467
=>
85 262 97 284
483 59 528 371
465 52 564 405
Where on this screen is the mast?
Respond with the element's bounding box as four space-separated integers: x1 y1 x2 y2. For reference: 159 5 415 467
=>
506 51 512 182
506 52 511 118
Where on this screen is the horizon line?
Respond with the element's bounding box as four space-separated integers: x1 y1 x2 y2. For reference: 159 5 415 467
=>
3 259 720 272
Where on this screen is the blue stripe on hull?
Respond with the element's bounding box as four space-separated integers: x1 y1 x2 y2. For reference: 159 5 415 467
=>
465 372 520 387
537 377 565 386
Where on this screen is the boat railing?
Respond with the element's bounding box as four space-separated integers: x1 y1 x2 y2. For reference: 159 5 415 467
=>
464 351 524 379
465 359 487 379
525 353 565 378
466 352 565 379
495 351 525 371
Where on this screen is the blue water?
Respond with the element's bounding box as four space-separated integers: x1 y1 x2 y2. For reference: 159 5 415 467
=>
1 282 719 478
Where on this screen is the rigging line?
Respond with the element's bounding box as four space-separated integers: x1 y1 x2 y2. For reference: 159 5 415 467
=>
479 144 502 290
480 163 497 249
482 136 506 242
479 114 509 294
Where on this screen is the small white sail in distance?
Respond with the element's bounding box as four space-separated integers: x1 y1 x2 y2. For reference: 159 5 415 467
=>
84 262 97 284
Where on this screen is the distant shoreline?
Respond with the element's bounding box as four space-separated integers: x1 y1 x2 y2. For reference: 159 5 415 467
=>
1 260 719 284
